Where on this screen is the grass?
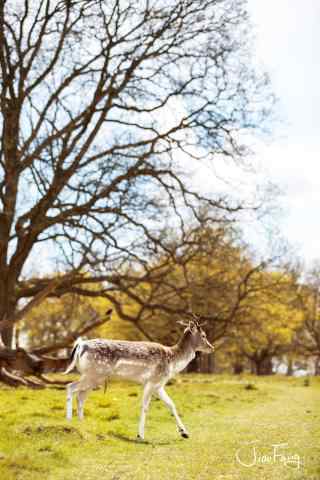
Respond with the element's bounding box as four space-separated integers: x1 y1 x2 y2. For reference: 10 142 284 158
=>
0 374 319 480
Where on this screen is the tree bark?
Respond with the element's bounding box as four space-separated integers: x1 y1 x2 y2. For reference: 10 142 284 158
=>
0 300 17 347
1 324 14 348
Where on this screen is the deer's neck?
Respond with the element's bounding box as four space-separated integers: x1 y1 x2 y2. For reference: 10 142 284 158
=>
170 331 196 375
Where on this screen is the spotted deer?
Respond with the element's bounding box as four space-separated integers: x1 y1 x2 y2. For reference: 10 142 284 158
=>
64 310 214 440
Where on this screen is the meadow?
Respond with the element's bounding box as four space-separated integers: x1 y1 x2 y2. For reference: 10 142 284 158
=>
0 375 319 480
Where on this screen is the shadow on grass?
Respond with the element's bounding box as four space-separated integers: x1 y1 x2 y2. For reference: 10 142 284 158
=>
108 431 176 446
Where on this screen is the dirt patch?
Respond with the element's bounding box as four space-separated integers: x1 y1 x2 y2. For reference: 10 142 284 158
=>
107 414 120 421
38 446 53 453
23 425 83 438
205 393 220 400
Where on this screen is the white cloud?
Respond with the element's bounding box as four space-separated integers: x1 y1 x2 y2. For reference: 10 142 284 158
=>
242 0 320 265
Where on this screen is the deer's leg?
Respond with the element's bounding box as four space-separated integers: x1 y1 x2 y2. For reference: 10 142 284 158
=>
157 386 189 438
137 382 154 440
67 374 101 421
77 389 91 420
66 381 80 420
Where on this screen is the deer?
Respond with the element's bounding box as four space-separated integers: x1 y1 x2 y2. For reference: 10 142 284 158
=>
64 309 214 440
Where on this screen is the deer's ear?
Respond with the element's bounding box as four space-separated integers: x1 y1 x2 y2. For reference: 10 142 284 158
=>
177 320 189 327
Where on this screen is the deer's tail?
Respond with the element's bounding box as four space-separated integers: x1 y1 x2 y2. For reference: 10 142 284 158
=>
63 337 84 374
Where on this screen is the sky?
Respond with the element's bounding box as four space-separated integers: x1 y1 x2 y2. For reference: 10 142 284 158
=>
245 0 320 265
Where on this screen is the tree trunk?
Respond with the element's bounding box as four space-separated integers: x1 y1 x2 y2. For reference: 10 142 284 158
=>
233 361 244 375
286 358 293 376
197 353 216 373
1 324 14 348
255 361 261 375
255 357 273 375
207 352 215 373
263 357 273 375
0 277 18 347
250 360 256 374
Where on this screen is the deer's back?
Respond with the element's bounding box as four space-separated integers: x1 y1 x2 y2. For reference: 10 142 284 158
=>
77 339 174 384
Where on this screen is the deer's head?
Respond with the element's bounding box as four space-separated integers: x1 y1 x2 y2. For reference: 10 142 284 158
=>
178 316 214 354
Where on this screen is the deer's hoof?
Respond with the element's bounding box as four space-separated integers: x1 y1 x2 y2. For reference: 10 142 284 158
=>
179 429 189 439
137 434 144 442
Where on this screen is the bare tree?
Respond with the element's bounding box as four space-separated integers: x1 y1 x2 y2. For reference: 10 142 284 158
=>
0 0 272 380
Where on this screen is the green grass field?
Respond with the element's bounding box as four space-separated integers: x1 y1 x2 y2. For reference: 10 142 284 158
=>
0 375 319 480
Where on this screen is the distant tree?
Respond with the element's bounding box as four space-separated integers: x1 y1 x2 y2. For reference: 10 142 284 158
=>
294 265 320 375
117 223 275 373
228 271 303 375
0 0 273 382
